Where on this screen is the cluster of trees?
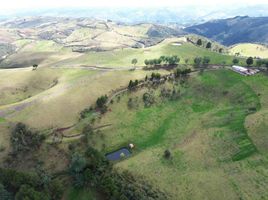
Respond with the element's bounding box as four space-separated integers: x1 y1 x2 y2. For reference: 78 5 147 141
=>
233 57 268 68
96 95 108 109
128 80 139 90
68 147 168 200
160 87 180 101
256 59 268 68
196 39 212 49
0 168 63 200
150 72 161 80
194 56 211 67
144 55 180 66
174 68 191 78
80 106 93 119
11 123 45 153
80 95 109 117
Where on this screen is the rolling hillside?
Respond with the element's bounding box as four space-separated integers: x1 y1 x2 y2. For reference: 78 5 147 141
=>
0 15 268 200
185 16 268 46
230 43 268 58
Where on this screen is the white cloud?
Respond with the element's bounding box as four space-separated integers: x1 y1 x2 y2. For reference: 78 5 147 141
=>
1 0 268 10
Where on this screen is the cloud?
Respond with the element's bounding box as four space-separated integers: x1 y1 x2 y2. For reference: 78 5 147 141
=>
1 0 268 11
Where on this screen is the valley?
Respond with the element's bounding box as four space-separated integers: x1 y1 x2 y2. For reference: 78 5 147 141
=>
0 15 268 200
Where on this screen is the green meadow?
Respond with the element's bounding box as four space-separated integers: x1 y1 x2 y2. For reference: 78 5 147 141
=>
86 69 268 200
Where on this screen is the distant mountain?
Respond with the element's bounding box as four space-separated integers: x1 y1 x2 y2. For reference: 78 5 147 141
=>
1 5 268 26
185 16 268 46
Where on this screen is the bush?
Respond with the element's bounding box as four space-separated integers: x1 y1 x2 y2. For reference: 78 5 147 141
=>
143 92 155 107
194 57 202 67
80 106 93 119
164 150 171 159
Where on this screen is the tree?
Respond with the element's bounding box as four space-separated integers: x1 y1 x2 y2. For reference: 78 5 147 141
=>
32 64 38 70
197 39 202 46
167 55 180 65
131 58 138 67
206 42 212 49
96 95 108 109
144 59 149 66
232 58 239 65
246 57 254 66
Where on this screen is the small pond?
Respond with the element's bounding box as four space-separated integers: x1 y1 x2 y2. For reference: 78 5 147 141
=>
105 147 131 161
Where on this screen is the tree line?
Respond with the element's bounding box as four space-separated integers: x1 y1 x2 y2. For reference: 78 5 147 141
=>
144 55 180 66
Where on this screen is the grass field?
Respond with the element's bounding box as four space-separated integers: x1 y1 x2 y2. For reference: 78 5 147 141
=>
86 69 268 200
230 43 268 58
54 38 241 68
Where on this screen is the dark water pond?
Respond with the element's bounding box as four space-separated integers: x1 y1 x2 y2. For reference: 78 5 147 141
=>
106 147 131 161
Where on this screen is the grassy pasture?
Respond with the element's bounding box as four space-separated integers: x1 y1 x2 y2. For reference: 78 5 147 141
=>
230 43 268 58
56 38 239 68
20 40 64 52
88 69 268 200
113 24 151 37
1 67 163 128
0 67 59 106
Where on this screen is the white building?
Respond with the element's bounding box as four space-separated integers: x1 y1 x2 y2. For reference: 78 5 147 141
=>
231 65 260 76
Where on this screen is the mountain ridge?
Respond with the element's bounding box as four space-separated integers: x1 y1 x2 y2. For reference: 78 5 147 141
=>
185 16 268 45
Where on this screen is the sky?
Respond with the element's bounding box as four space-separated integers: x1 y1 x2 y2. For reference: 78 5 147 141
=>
1 0 268 10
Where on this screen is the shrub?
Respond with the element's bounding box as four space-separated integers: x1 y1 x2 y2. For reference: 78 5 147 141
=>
194 57 202 67
143 92 155 107
164 150 171 159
